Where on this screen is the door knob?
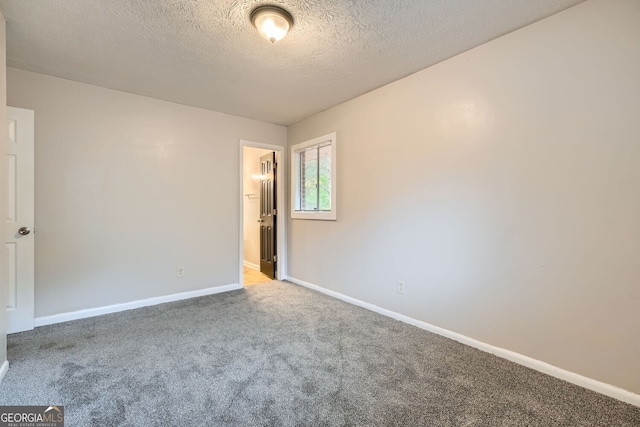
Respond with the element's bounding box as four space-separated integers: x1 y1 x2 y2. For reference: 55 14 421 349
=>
18 227 31 236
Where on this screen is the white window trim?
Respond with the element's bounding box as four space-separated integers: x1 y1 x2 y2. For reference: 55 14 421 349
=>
291 132 337 221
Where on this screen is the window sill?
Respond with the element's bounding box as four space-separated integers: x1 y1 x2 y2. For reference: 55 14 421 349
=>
291 211 337 221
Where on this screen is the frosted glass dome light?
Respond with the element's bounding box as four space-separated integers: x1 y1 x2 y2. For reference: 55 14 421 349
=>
250 5 293 43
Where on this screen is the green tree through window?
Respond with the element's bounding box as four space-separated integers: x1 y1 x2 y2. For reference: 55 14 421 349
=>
300 144 331 211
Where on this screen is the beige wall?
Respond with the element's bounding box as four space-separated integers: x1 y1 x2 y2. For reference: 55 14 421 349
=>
287 0 640 394
7 68 287 318
0 11 7 373
242 146 272 267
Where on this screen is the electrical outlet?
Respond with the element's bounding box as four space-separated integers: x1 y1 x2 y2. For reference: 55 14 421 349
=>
177 267 185 278
397 280 406 294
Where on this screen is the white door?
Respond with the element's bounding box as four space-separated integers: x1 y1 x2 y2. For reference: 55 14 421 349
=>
5 106 35 333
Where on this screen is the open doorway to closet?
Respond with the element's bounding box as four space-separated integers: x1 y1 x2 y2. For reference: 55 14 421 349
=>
239 141 286 287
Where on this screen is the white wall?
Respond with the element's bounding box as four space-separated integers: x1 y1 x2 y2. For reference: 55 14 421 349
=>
287 0 640 395
242 146 272 267
0 11 7 374
7 68 286 318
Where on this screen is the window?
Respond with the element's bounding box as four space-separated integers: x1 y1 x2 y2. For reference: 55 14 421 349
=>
291 132 337 220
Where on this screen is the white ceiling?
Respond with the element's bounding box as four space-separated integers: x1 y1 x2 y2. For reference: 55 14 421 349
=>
0 0 585 125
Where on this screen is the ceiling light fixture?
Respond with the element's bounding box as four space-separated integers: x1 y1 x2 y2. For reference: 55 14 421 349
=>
250 5 294 43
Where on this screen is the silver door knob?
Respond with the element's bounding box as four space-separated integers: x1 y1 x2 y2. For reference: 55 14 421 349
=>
18 227 30 236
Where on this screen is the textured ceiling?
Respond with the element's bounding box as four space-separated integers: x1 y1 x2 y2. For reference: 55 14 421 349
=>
0 0 585 125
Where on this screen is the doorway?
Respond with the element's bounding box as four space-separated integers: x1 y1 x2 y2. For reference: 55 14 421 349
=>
239 141 286 287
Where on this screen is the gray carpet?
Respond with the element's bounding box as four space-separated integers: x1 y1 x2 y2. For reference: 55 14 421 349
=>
1 281 639 426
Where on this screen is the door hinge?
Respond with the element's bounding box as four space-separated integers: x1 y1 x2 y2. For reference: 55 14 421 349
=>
273 255 277 262
273 209 277 215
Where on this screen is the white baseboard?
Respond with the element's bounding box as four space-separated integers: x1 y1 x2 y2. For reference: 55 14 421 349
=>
0 360 9 384
34 283 242 327
243 261 260 271
286 276 640 408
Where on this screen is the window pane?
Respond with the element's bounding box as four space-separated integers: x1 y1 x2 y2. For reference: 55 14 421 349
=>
291 132 336 220
318 144 331 211
300 147 318 211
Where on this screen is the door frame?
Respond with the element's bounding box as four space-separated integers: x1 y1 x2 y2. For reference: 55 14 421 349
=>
239 140 287 286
